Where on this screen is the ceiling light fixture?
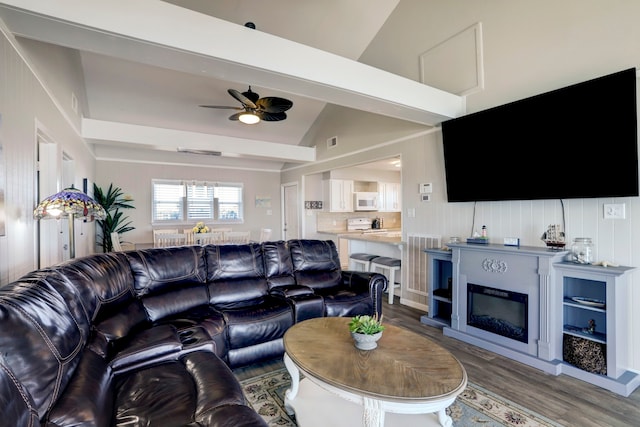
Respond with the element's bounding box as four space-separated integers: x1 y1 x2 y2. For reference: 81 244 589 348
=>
238 112 260 124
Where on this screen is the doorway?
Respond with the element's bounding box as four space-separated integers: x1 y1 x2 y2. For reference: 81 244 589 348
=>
282 182 299 240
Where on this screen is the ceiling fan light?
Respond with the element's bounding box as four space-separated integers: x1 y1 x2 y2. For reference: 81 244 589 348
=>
239 112 260 124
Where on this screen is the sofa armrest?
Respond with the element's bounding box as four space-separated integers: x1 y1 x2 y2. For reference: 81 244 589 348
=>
341 271 387 318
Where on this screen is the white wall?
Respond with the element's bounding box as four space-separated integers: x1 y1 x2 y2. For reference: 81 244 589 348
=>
0 25 96 283
283 0 640 372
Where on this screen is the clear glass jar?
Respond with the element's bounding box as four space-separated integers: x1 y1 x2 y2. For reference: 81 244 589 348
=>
570 237 593 264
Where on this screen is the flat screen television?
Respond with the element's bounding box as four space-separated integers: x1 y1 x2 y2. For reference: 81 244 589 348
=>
441 68 639 202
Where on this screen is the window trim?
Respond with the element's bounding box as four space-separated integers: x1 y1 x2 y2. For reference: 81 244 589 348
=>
151 179 244 225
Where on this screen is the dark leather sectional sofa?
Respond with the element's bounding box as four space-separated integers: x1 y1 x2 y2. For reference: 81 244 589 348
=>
0 239 386 427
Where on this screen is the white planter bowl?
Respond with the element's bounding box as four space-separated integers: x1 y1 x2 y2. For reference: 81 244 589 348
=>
351 331 383 350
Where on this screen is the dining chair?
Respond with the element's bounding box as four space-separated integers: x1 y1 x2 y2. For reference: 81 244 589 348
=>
193 231 225 245
259 228 273 242
110 232 134 252
210 227 232 234
224 231 251 244
155 233 188 247
209 228 232 242
153 229 179 246
183 228 195 244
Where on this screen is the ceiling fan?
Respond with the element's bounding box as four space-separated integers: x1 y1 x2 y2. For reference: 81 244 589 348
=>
200 86 293 124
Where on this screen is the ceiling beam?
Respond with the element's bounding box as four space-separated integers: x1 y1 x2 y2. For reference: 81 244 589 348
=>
0 0 465 126
82 119 316 163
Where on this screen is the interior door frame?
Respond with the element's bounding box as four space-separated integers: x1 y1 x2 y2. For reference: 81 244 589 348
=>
281 181 299 240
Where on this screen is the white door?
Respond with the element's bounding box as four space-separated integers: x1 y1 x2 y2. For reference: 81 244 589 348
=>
282 182 299 240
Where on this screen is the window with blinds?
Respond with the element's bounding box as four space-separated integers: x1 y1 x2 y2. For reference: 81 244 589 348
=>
152 180 243 223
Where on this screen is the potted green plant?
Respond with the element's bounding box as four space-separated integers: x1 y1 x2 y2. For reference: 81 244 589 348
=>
93 183 135 252
349 314 385 350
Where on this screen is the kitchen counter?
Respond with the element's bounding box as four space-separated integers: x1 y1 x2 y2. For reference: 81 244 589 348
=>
318 229 403 245
336 231 403 245
318 229 403 269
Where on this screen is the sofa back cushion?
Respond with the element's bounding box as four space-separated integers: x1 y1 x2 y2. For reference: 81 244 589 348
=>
205 244 268 308
0 277 88 419
262 240 296 289
0 357 39 426
54 252 135 323
288 239 342 290
126 246 209 321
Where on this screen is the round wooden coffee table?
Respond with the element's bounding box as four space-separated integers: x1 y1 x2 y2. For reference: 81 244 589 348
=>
283 317 467 427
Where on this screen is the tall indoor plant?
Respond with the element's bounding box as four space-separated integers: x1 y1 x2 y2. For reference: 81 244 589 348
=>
93 183 135 252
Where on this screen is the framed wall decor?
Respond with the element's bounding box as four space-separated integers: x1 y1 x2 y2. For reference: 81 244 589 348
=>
83 178 94 198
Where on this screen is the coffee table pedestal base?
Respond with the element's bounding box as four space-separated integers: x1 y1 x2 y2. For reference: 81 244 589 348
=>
287 378 452 427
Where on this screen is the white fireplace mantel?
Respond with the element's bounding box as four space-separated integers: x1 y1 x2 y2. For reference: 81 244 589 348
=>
439 242 639 396
444 243 567 365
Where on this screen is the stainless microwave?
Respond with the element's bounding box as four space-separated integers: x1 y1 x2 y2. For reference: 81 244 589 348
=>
353 192 378 211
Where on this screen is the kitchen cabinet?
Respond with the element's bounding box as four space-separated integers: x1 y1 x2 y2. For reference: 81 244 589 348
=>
324 179 354 212
378 182 401 212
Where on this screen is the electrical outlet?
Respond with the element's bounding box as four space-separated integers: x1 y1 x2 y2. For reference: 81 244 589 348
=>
604 203 626 219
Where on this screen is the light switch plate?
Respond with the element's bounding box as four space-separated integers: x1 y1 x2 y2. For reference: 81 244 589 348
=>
503 237 520 246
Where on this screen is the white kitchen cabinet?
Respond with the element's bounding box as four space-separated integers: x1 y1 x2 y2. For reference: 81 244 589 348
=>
378 182 401 212
324 179 354 212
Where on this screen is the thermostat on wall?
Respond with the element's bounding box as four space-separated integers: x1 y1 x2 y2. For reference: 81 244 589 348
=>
419 183 433 193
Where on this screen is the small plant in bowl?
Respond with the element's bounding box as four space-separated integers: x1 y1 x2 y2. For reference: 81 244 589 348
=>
349 314 385 350
349 314 385 335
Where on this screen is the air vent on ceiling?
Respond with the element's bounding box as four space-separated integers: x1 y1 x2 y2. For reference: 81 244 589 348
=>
177 148 221 156
327 136 338 149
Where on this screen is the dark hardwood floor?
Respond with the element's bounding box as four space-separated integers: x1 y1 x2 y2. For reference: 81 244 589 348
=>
234 297 640 427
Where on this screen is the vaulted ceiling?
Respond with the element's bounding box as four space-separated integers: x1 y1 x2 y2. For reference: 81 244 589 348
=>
0 0 463 170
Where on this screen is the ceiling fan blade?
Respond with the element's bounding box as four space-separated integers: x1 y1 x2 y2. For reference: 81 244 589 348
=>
228 89 257 109
256 97 293 113
200 105 242 110
228 112 243 121
256 111 287 121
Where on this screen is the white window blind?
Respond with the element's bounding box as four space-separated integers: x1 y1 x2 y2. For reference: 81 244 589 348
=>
187 184 214 219
215 185 243 220
153 181 184 221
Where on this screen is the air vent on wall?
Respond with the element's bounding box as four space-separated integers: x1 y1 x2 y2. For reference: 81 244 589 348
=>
177 148 222 156
327 136 338 148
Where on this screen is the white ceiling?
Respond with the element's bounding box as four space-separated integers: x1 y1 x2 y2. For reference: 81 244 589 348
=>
0 0 463 170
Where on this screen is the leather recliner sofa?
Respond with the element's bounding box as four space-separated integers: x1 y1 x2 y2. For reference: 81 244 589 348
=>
0 239 386 427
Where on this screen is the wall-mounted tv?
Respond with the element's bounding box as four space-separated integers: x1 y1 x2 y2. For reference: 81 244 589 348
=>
441 68 639 202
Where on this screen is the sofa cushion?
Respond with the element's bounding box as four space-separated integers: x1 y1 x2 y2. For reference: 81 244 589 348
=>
45 350 113 427
89 298 150 357
221 296 293 350
0 358 39 427
126 246 208 296
289 239 342 290
53 252 135 323
113 351 265 426
126 246 210 321
262 240 296 288
206 244 269 308
0 280 87 419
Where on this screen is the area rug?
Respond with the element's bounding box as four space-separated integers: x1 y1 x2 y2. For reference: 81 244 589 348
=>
240 368 565 427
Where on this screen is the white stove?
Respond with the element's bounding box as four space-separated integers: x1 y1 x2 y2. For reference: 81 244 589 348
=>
347 218 372 232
